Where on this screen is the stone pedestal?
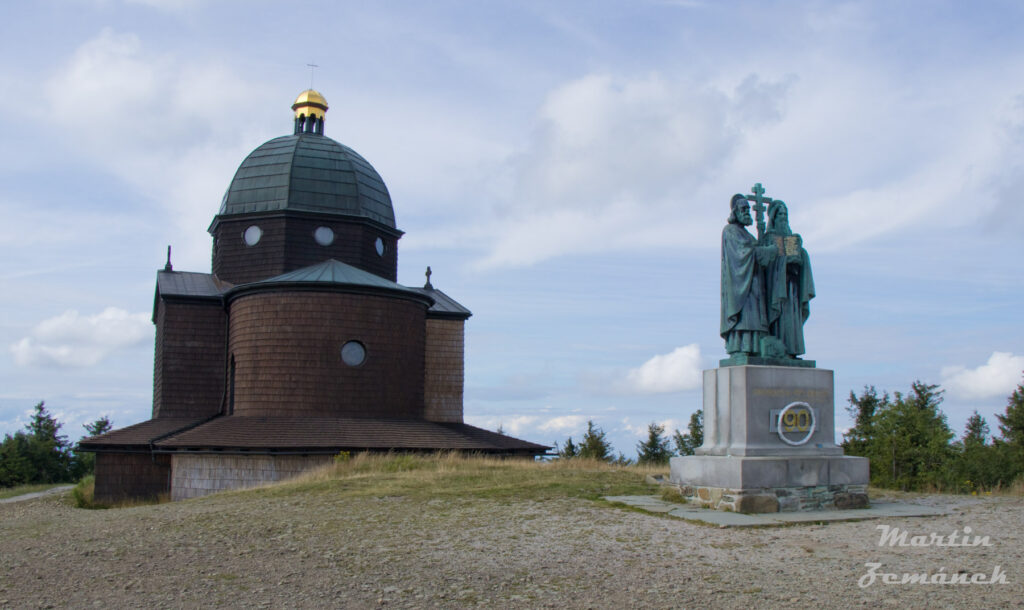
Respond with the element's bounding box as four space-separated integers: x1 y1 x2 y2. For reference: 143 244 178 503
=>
669 365 869 513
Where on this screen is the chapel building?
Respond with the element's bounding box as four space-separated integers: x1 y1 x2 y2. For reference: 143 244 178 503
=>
80 90 548 501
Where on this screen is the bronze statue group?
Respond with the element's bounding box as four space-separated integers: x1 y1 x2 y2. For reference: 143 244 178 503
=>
720 187 815 362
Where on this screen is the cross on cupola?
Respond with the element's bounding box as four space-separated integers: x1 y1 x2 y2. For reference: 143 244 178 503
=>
307 62 318 89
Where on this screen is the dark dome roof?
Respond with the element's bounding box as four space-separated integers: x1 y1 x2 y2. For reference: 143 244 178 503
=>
217 133 395 228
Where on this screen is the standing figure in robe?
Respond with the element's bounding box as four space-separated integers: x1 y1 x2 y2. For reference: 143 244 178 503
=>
764 201 815 358
720 194 778 357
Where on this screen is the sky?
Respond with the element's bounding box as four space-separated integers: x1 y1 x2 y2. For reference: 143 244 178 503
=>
1 0 1023 458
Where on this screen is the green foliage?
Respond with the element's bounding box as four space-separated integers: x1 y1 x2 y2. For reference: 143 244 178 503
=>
844 378 1024 494
0 404 112 488
673 410 703 456
869 382 954 490
636 423 672 465
83 417 113 438
943 411 1009 492
71 475 104 509
996 378 1024 472
556 436 579 459
26 402 73 483
0 432 34 487
558 421 615 461
71 416 115 479
611 452 634 466
962 410 989 447
0 402 74 487
577 420 613 461
842 386 885 455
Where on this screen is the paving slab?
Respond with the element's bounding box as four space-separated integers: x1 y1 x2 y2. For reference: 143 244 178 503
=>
668 505 768 527
603 495 948 528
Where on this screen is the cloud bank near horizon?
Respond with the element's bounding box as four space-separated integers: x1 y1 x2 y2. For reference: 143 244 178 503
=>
10 307 151 368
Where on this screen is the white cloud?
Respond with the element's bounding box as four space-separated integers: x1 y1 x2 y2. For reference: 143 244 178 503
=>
516 73 736 205
458 36 1024 270
42 28 269 270
11 308 151 368
465 415 538 435
625 344 703 394
538 414 588 433
473 72 792 268
620 418 681 438
941 352 1024 400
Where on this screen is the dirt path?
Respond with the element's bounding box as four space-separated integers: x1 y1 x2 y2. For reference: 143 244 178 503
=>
0 485 73 505
0 489 1020 608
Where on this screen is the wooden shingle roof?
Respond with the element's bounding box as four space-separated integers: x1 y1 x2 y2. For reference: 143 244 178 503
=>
152 417 548 454
78 417 208 451
80 416 549 456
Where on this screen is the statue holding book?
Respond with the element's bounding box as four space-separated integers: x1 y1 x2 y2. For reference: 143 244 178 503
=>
764 200 814 358
720 184 815 366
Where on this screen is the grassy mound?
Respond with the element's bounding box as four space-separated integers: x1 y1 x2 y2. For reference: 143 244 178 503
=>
244 452 665 502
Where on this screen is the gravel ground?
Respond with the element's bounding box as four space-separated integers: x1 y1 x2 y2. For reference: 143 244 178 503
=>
0 488 1021 609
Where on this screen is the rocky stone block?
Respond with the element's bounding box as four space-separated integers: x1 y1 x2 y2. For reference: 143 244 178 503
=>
735 495 780 514
834 492 869 509
778 496 800 512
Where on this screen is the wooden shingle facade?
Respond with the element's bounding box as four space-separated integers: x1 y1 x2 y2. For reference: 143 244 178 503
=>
80 91 548 502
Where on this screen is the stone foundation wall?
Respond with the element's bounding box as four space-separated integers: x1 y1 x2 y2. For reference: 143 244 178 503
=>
675 483 869 513
171 454 333 501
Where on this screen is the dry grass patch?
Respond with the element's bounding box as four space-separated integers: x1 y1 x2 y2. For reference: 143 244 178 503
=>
245 452 661 502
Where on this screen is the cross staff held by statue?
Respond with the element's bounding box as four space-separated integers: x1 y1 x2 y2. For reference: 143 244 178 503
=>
745 182 776 244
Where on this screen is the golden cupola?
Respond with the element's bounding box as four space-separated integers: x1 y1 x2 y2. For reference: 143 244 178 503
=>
292 89 328 135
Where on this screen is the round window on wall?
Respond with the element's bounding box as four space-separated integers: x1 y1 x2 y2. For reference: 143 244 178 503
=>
374 237 385 256
314 226 335 246
341 341 366 367
243 225 262 246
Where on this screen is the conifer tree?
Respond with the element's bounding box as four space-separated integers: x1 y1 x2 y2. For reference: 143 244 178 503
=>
0 432 33 487
578 420 612 461
636 423 672 464
866 382 953 490
842 386 887 456
673 410 703 456
995 377 1024 473
0 402 75 486
23 402 73 484
72 416 114 478
951 410 1008 491
557 436 579 458
962 410 989 447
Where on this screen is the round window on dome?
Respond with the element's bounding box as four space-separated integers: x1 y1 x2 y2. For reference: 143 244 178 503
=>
341 341 366 367
374 237 385 256
243 225 262 246
314 226 335 246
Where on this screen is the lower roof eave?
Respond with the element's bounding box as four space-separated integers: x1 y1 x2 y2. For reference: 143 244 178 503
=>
77 444 156 454
151 446 547 455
